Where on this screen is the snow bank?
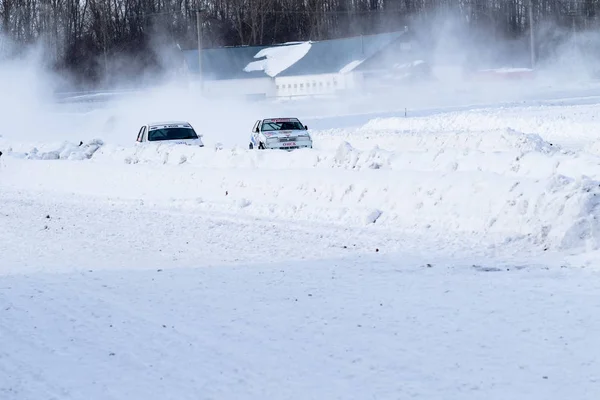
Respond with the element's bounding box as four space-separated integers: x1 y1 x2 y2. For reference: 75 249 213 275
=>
325 143 600 251
4 135 600 253
323 127 559 155
4 139 103 160
92 128 563 172
244 42 312 77
82 130 600 252
362 104 600 149
7 153 600 253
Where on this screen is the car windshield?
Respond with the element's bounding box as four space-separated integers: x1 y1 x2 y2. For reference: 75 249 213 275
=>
261 119 305 132
148 127 198 141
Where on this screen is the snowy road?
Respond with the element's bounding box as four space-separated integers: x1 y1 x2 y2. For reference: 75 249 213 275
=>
1 189 599 400
3 266 600 400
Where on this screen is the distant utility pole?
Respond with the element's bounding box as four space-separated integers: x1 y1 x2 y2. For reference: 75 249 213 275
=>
102 19 109 83
529 0 535 69
196 9 204 92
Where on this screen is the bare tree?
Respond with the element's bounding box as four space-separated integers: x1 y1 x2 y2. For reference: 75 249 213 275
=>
1 0 599 87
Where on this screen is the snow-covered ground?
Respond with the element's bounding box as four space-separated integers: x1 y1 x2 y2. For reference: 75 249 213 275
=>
2 84 600 399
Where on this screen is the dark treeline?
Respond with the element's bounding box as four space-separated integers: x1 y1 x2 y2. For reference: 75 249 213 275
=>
1 0 598 87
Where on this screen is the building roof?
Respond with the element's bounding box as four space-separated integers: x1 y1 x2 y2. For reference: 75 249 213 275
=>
279 31 406 77
182 30 410 80
183 45 270 80
353 34 419 72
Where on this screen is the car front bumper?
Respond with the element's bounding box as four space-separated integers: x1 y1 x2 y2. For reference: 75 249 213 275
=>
265 139 312 150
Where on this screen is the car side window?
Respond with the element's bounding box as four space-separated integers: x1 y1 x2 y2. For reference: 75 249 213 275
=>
142 127 147 141
252 120 260 133
136 126 144 142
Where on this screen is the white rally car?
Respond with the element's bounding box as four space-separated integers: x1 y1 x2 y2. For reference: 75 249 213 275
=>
136 121 204 147
249 118 312 150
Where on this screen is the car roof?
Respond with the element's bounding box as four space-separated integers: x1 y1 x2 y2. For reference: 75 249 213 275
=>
148 120 192 126
261 117 300 122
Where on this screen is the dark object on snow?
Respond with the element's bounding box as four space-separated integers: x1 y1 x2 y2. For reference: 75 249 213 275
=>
0 151 2 157
79 141 83 146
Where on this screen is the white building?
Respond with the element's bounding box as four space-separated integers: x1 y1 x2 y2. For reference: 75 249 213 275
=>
182 30 414 99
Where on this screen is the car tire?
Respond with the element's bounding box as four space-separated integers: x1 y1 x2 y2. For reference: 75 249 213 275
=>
249 143 254 149
258 142 265 150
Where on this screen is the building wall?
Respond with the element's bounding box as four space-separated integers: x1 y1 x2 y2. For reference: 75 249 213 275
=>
274 73 362 97
186 73 365 99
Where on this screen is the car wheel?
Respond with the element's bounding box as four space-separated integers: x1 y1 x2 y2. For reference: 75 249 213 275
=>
249 143 254 150
258 142 265 150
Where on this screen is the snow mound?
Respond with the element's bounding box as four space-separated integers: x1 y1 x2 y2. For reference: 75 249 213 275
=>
86 133 600 182
584 140 600 157
244 42 312 77
4 139 600 253
365 209 383 224
356 124 558 154
360 105 600 149
6 139 104 160
333 142 359 168
332 142 395 170
540 176 600 251
324 139 578 179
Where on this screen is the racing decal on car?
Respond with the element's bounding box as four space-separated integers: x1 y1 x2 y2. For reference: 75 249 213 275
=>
263 118 297 123
149 124 193 131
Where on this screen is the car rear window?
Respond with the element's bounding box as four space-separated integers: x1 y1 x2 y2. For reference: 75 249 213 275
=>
148 127 198 141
